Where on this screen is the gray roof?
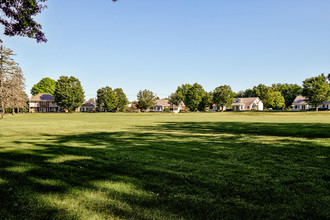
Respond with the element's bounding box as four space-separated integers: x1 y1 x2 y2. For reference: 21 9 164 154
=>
82 98 96 107
292 95 330 105
292 96 308 105
30 93 55 101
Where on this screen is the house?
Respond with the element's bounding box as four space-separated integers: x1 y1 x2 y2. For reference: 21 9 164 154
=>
29 93 59 113
322 101 330 110
210 105 227 111
149 100 170 112
291 95 330 110
148 99 185 113
231 97 263 111
291 95 310 111
79 98 97 112
169 101 185 113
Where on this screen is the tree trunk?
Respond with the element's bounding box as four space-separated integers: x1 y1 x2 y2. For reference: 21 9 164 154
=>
1 101 4 119
316 106 318 112
12 108 15 115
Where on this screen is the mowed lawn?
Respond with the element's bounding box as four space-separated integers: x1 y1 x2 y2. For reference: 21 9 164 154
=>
0 112 329 219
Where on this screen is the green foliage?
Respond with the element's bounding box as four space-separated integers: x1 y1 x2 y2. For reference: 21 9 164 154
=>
264 91 285 110
168 92 181 106
31 77 56 96
198 91 213 111
242 88 256 97
252 84 271 102
184 83 206 111
97 86 118 112
176 84 193 104
272 83 302 108
302 73 330 111
54 76 85 112
114 88 128 112
235 90 245 98
0 0 48 42
137 89 156 110
213 85 235 111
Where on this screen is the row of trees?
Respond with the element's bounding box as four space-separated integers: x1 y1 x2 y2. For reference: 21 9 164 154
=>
97 87 128 112
31 73 330 113
0 45 28 119
31 77 129 112
137 74 330 112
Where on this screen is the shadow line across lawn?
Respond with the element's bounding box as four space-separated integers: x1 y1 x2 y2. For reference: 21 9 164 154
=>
0 122 329 219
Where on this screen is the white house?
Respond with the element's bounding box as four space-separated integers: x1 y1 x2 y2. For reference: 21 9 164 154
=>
148 99 185 113
322 101 330 110
29 93 59 113
231 97 263 111
210 105 227 111
291 95 330 111
291 95 310 111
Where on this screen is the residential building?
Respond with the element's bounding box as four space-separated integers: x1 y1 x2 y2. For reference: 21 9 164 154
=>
291 95 310 111
291 95 330 110
231 97 263 111
79 98 97 112
148 99 185 113
29 93 59 113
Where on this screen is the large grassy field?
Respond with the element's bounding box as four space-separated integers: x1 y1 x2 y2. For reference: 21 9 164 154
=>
0 112 329 219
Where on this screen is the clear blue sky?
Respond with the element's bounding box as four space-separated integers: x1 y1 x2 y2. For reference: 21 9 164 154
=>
3 0 330 101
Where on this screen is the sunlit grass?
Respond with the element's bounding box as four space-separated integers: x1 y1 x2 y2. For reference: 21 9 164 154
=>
0 112 329 219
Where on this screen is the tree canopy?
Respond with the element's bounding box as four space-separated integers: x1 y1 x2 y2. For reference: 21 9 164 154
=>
213 85 235 111
137 89 156 111
54 76 85 112
31 77 56 96
272 83 302 108
97 86 118 112
0 0 48 43
114 88 128 112
302 74 330 112
184 83 206 111
264 91 285 110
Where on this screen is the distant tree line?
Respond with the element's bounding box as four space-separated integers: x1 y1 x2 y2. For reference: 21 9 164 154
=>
28 73 330 114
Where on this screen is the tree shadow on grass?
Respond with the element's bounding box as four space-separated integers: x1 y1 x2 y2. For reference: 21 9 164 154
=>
0 122 329 219
144 121 330 138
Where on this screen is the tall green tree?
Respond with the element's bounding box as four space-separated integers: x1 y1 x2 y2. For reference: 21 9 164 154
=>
137 89 156 111
114 88 128 112
302 74 330 112
198 91 213 111
213 85 235 112
54 76 85 112
31 77 56 96
184 83 205 111
264 91 285 110
97 86 118 112
176 84 193 104
272 83 302 108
